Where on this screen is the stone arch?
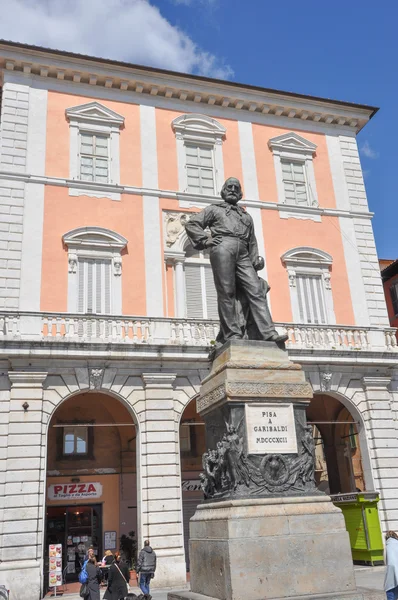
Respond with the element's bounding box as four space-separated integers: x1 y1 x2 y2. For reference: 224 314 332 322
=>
41 378 143 587
307 388 375 493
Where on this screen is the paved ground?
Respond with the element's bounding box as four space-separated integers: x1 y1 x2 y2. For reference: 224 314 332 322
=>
43 566 386 600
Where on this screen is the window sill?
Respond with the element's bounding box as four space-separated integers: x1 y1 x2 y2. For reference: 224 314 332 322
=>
278 204 321 222
68 183 121 201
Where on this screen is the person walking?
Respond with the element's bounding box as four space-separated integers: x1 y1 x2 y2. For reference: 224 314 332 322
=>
85 555 102 600
385 531 398 600
136 540 156 597
104 551 130 600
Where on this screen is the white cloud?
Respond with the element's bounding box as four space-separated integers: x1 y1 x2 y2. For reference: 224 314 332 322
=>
0 0 233 79
360 140 379 159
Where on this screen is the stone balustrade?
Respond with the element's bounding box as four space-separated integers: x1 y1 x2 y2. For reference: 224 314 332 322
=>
0 311 396 352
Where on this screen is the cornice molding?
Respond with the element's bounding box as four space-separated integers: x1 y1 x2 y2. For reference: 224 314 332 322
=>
0 46 373 133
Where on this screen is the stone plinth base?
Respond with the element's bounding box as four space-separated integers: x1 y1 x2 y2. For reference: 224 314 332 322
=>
172 496 361 600
168 589 385 600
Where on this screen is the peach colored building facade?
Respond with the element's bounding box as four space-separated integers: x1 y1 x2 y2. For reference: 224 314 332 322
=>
0 41 398 600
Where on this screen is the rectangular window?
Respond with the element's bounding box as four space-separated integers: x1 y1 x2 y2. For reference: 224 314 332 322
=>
349 424 357 450
296 274 327 324
281 160 308 206
77 258 111 314
185 144 215 195
63 426 88 456
185 262 218 319
390 283 398 316
180 425 192 452
80 133 109 183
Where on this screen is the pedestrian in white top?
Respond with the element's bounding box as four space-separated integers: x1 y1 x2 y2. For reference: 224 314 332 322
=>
385 531 398 600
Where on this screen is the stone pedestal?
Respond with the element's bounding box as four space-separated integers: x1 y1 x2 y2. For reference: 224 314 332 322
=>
168 341 382 600
188 496 357 600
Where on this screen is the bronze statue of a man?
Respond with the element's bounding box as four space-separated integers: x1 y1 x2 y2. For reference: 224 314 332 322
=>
185 177 288 347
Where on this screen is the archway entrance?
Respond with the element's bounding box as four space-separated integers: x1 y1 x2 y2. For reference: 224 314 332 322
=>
44 392 137 590
307 393 366 494
179 398 205 572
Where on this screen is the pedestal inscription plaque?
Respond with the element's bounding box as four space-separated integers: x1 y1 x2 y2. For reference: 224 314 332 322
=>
245 403 298 454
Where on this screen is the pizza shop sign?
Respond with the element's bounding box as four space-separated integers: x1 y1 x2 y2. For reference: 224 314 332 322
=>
48 482 103 500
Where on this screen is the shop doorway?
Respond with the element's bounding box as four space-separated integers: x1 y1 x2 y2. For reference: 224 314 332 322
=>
307 393 366 494
46 504 102 581
179 398 205 571
44 391 137 591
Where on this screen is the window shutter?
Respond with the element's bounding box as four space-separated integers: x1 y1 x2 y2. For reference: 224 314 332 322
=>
77 257 112 315
204 266 218 319
185 143 215 194
296 274 326 324
185 263 204 318
282 160 308 206
86 259 94 313
104 261 111 314
77 260 85 313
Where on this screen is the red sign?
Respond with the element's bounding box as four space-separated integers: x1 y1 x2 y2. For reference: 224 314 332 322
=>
48 482 102 500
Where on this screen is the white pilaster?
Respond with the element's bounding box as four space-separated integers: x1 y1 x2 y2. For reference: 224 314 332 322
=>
0 371 48 600
362 376 398 531
238 120 270 307
19 86 48 310
140 105 163 316
339 133 389 327
139 373 186 588
326 134 370 326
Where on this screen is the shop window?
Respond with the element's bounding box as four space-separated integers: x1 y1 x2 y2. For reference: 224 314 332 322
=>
282 247 336 325
390 282 398 315
184 243 218 320
63 426 88 456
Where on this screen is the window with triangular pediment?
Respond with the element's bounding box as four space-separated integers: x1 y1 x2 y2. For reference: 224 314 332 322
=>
66 102 125 198
269 132 320 217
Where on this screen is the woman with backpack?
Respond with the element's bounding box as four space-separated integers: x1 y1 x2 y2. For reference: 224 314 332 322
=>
80 555 102 600
103 551 130 600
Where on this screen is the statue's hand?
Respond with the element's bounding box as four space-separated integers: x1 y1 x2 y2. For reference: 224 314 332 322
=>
205 236 222 248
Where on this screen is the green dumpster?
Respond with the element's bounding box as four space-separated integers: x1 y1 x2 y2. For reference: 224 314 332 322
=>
331 492 384 565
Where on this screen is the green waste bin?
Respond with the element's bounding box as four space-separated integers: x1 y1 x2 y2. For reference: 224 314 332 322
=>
331 492 384 565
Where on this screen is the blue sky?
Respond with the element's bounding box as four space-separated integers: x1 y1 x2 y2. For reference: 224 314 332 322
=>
1 0 396 257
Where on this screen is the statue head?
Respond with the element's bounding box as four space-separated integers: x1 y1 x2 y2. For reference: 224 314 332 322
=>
221 177 243 205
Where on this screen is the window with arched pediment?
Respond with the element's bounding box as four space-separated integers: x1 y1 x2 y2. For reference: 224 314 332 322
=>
281 247 335 325
63 227 127 315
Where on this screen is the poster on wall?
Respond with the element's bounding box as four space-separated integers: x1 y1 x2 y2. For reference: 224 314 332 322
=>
104 531 117 550
49 544 62 588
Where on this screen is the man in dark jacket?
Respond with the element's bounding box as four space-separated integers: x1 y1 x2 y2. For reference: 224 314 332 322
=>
136 540 156 596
